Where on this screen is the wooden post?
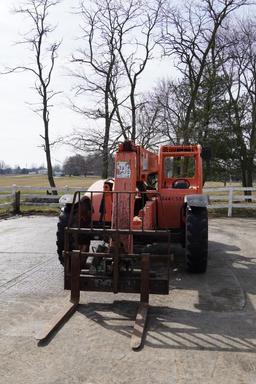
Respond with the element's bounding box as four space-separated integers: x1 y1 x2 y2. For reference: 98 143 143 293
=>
12 185 21 214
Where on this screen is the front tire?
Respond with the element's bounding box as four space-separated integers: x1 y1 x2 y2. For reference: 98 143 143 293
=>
185 207 208 273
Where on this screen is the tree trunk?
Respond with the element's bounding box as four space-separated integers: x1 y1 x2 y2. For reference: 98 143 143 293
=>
203 159 211 184
43 96 57 195
45 129 57 195
130 85 136 142
102 91 111 179
102 144 109 179
241 158 253 202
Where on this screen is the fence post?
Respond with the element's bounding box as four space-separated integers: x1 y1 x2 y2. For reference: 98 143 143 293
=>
228 188 233 217
12 184 17 213
12 184 21 214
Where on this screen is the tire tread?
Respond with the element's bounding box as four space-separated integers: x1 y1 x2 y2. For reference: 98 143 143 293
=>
186 207 208 273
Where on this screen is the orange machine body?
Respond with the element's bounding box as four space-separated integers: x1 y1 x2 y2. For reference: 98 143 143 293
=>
86 141 204 252
110 142 204 249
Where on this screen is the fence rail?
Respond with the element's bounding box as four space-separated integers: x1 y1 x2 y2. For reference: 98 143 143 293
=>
0 184 255 217
204 186 256 216
0 185 81 214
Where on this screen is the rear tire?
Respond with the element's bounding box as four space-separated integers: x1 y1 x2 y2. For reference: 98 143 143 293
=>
185 207 208 273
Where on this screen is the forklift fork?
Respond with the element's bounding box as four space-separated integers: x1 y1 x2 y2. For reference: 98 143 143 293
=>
36 251 150 350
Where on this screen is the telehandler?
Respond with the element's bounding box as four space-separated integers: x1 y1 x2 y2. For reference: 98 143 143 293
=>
37 141 208 349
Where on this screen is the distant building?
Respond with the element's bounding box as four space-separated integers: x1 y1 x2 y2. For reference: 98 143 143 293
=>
54 171 64 177
37 169 48 175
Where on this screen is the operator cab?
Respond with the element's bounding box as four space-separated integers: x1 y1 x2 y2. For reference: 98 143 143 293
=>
163 156 195 189
158 145 203 229
159 145 203 191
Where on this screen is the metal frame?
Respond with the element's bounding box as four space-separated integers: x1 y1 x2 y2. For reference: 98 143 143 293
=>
37 190 171 350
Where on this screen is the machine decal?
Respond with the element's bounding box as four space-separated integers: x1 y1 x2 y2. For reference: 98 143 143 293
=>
116 161 131 178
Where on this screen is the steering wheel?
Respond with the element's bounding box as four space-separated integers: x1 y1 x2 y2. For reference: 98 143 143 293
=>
172 179 190 189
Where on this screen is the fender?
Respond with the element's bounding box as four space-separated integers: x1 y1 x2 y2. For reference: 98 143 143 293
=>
184 194 209 208
59 194 92 207
59 194 77 207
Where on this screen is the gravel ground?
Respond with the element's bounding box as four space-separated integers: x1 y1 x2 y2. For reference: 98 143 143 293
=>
0 216 256 384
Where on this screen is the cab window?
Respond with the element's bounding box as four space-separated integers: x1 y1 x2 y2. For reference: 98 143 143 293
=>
164 156 195 178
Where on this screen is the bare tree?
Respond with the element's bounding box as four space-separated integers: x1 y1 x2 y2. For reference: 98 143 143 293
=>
134 80 190 149
115 0 163 141
66 125 126 162
71 0 125 178
220 19 256 192
153 79 191 144
133 99 161 149
70 0 164 177
161 0 251 142
5 0 62 191
63 154 87 176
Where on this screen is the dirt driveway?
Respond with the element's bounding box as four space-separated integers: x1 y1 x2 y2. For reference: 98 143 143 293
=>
0 216 256 384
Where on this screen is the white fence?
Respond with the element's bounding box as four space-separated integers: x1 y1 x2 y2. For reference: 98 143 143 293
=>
204 186 256 217
0 184 256 217
0 185 83 213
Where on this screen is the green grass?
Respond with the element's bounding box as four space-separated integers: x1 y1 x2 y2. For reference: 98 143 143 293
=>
0 206 60 218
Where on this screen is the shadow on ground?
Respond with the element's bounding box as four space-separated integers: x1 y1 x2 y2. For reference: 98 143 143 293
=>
76 239 256 353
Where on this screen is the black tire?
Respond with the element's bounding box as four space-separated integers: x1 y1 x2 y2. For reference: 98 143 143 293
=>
185 207 208 273
56 205 72 265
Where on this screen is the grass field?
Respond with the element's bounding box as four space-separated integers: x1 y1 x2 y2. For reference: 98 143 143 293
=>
0 175 100 189
0 174 250 189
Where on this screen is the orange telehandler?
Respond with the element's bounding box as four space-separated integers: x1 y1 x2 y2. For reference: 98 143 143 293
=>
37 141 209 349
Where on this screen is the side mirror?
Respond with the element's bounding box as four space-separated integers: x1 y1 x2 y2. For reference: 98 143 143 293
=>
201 147 212 161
